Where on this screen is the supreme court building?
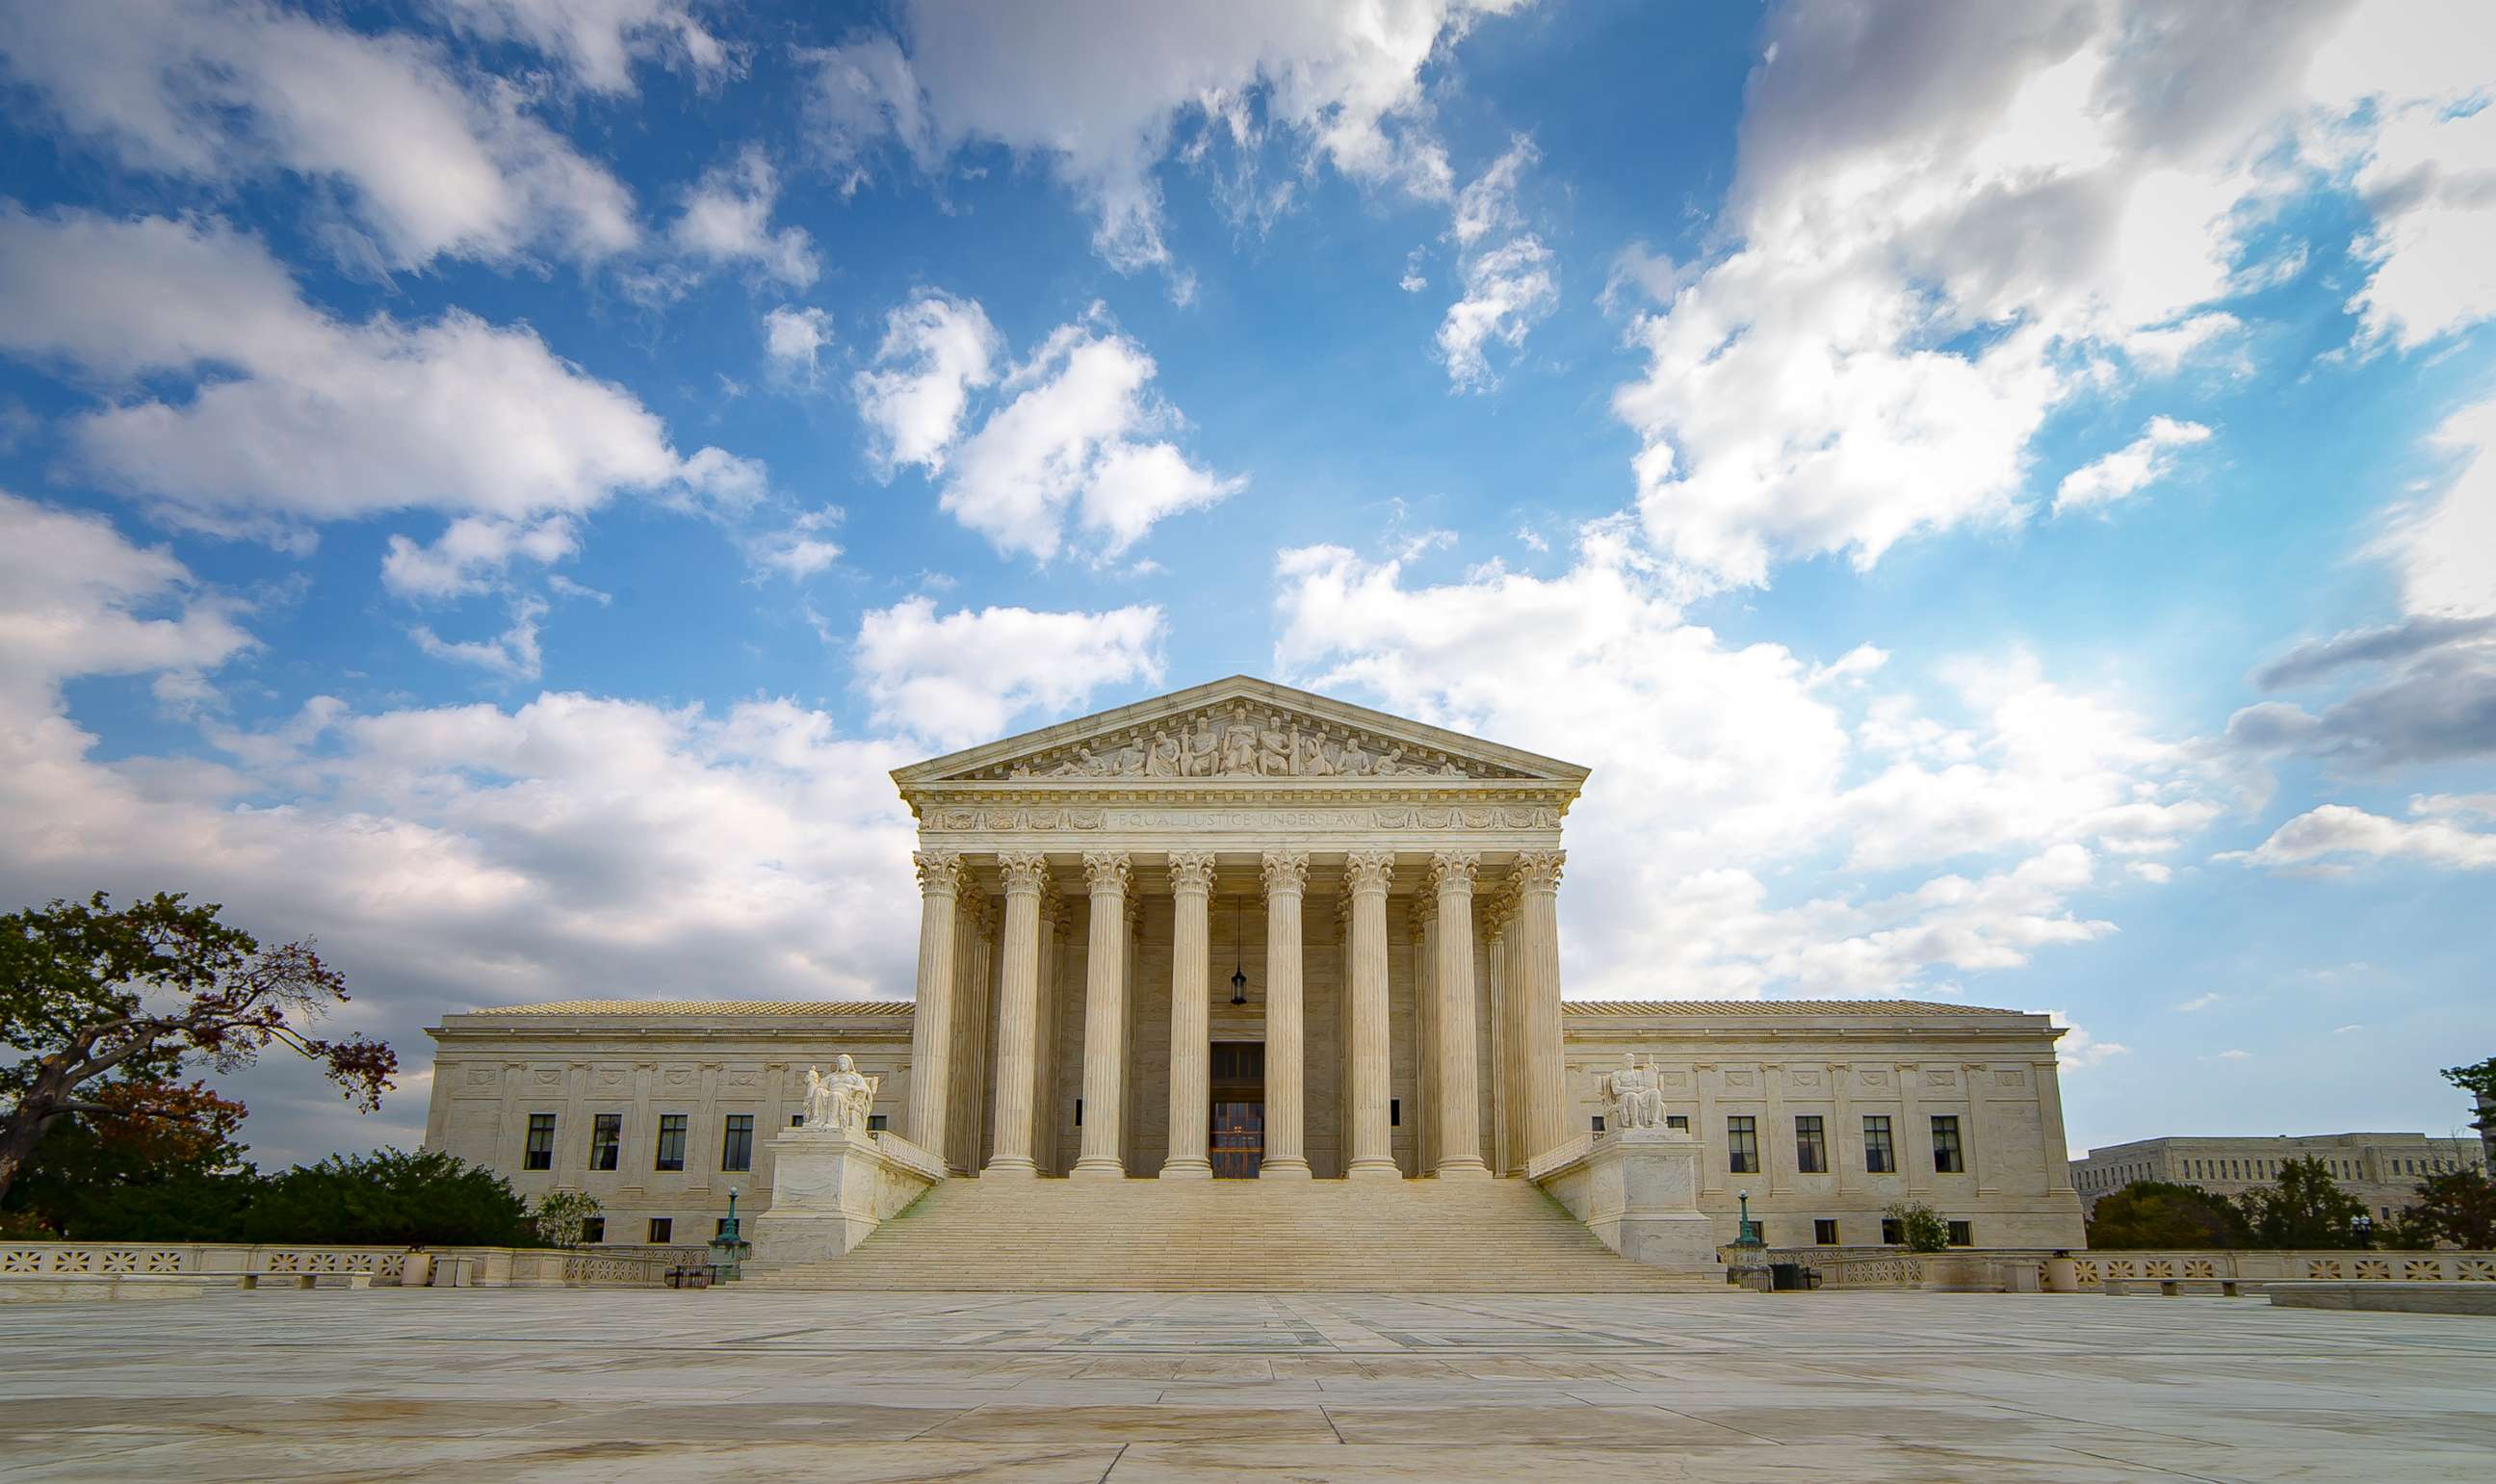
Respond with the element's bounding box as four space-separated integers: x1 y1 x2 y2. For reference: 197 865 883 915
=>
427 677 2087 1262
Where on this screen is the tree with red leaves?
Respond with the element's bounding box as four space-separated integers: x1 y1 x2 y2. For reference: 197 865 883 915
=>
0 892 397 1206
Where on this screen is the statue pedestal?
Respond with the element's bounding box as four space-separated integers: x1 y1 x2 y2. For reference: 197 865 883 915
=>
1531 1128 1721 1273
749 1128 943 1267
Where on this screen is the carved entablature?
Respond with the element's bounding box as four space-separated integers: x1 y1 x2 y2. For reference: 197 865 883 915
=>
962 699 1531 782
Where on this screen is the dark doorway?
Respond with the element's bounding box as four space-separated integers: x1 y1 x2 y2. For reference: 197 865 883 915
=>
1210 1042 1264 1179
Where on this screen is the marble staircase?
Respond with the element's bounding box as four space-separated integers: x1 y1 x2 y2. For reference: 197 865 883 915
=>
740 1175 1729 1292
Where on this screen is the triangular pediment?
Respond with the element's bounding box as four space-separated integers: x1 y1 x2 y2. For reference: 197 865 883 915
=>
894 676 1588 788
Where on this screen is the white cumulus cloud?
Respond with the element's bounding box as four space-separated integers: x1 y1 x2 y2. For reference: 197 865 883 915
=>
2055 416 2213 513
854 596 1166 749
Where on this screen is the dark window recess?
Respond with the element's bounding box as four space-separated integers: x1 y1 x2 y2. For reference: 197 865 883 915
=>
1075 1098 1082 1127
1592 1114 1606 1133
791 1113 805 1128
1932 1115 1964 1174
1864 1116 1896 1174
720 1114 754 1172
868 1114 887 1133
655 1114 688 1172
647 1217 672 1244
715 1217 735 1238
1391 1099 1401 1128
1813 1218 1839 1245
1795 1115 1828 1174
579 1217 605 1244
1946 1220 1973 1247
1881 1217 1905 1245
1666 1114 1689 1131
523 1113 557 1171
589 1113 621 1171
1728 1115 1759 1174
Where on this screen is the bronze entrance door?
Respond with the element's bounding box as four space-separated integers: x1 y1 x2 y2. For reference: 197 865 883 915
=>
1209 1042 1264 1179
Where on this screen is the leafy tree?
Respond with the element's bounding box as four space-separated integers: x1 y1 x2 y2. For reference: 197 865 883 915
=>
0 1076 253 1237
2409 1167 2496 1250
2086 1180 2250 1249
240 1148 537 1248
0 892 396 1205
2370 1208 2438 1250
532 1189 602 1248
1884 1198 1949 1253
2235 1156 2367 1249
2441 1055 2496 1104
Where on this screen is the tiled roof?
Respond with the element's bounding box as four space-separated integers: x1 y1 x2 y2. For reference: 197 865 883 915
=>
1564 999 2022 1017
464 1000 913 1017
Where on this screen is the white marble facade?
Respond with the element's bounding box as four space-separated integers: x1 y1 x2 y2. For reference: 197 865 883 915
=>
423 677 2086 1251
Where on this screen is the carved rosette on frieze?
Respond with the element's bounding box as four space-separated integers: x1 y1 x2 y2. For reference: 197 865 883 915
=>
1513 848 1565 893
912 849 967 898
998 850 1051 895
1080 850 1131 897
1166 850 1218 895
1260 849 1310 896
1343 849 1394 898
1429 850 1480 897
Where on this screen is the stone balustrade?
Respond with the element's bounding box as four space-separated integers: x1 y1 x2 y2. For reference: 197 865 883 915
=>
0 1240 686 1300
1767 1244 2496 1292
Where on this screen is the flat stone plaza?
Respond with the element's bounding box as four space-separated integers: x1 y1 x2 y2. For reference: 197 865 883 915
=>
5 1290 2491 1481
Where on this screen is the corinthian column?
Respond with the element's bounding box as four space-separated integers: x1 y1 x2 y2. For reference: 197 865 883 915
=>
1344 850 1399 1181
1261 850 1312 1179
1431 851 1489 1179
903 850 965 1156
1514 849 1567 1164
1161 850 1216 1180
986 851 1049 1178
1071 852 1131 1181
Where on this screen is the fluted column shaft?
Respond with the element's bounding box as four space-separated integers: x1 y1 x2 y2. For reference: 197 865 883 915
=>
1161 851 1216 1179
1412 894 1438 1175
1431 852 1489 1178
1344 851 1399 1180
986 852 1049 1177
904 851 964 1155
1071 853 1131 1180
1515 849 1568 1164
1261 851 1312 1178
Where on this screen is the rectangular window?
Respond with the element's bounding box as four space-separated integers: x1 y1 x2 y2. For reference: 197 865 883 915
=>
791 1113 804 1128
579 1216 605 1244
1075 1098 1083 1126
1932 1115 1964 1174
1814 1218 1839 1245
1728 1115 1758 1174
1946 1220 1972 1247
589 1113 621 1171
655 1113 688 1172
1795 1115 1828 1174
524 1113 557 1170
868 1114 887 1133
720 1114 754 1172
1591 1114 1605 1133
1667 1114 1689 1131
1391 1098 1400 1127
1881 1216 1905 1245
648 1217 672 1244
1863 1116 1895 1174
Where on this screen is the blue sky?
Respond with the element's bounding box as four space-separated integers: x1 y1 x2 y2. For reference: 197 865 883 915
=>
2 1 2492 1167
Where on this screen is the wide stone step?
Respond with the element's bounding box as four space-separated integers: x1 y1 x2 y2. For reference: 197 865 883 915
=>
740 1176 1727 1292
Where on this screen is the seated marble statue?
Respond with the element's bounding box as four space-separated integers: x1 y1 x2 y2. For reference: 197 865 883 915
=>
1604 1052 1668 1131
802 1055 880 1133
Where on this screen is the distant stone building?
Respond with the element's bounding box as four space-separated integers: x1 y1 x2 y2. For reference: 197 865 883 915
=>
2070 1133 2487 1221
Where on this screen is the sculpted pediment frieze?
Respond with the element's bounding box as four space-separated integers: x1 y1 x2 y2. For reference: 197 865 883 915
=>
952 698 1530 782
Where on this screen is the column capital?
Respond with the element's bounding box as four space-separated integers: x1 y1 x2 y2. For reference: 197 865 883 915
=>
1429 850 1479 896
1514 848 1565 892
1168 849 1217 895
1481 883 1519 935
998 849 1051 895
913 849 967 898
1409 891 1437 930
1260 849 1310 897
1081 850 1131 895
1344 848 1394 898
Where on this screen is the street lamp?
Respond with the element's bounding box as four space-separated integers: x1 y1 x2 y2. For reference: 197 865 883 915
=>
1229 896 1249 1005
2351 1212 2373 1250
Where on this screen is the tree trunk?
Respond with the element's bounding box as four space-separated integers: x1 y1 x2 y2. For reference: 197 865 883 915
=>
0 1055 77 1207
